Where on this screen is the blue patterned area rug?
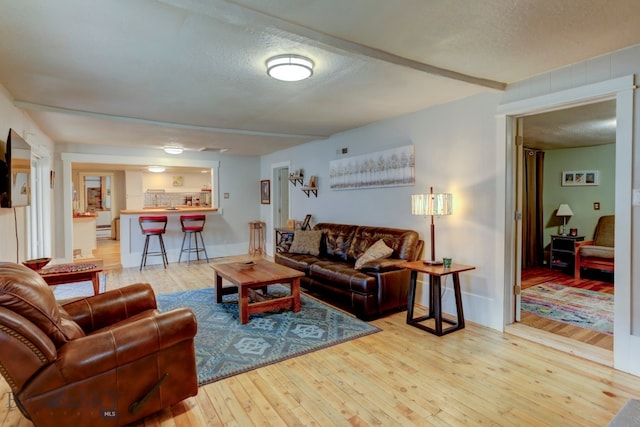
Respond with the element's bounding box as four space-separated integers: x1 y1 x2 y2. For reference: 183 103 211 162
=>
156 286 380 386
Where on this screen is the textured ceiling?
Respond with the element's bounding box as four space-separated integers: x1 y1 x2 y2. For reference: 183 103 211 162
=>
0 0 634 156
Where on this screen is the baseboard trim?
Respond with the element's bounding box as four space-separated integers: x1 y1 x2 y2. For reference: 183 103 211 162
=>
505 323 613 367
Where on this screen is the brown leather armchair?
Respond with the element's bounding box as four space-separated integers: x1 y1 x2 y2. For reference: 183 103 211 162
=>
0 262 198 427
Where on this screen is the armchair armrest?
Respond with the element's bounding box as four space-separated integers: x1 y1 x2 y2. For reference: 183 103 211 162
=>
62 283 157 333
359 258 406 273
25 308 197 392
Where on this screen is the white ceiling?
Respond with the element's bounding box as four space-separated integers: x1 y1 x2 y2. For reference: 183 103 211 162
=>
0 0 635 156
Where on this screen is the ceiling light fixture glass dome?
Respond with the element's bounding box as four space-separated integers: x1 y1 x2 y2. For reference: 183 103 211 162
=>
163 144 184 155
147 166 166 173
266 54 314 82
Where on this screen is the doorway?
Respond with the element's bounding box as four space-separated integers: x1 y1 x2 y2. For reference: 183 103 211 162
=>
273 166 290 229
499 75 635 371
515 100 616 350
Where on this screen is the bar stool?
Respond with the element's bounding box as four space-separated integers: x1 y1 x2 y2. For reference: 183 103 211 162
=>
179 214 209 265
248 220 266 255
139 216 169 271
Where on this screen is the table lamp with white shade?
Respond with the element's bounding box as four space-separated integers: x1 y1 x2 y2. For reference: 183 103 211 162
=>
556 203 574 235
411 187 453 265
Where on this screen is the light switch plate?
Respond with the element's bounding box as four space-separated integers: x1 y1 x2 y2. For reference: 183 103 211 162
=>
633 189 640 206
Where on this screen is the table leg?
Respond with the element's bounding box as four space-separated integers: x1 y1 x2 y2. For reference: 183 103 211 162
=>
239 285 249 324
215 273 223 303
91 272 100 295
406 270 418 324
291 278 301 312
452 273 465 329
431 276 442 336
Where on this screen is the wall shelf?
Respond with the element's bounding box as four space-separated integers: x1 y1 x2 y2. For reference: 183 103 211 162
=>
288 176 303 186
301 186 317 198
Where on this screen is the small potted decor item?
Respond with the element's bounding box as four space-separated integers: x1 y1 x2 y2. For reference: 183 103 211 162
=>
23 257 52 271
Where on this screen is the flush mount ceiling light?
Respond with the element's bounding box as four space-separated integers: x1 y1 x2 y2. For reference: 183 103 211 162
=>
163 144 183 155
147 166 166 173
266 54 314 82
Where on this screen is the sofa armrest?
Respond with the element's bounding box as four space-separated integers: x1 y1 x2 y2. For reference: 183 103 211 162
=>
359 258 406 273
62 283 158 333
25 308 197 392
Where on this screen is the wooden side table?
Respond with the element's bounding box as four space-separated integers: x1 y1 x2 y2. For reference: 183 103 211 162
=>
38 261 104 295
248 221 266 255
402 260 475 336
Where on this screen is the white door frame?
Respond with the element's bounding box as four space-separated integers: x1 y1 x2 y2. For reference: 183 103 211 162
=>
497 75 636 375
270 161 291 254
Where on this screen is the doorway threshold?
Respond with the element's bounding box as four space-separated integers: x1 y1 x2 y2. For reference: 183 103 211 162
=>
505 323 613 367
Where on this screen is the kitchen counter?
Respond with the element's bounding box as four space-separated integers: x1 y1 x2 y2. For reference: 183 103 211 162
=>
73 212 98 218
119 208 219 268
120 206 218 214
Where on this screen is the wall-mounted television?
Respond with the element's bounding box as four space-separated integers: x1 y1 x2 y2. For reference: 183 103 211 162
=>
0 128 31 208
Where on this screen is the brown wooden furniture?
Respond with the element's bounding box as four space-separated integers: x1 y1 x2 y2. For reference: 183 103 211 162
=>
38 260 104 295
212 259 305 324
402 260 475 336
550 234 584 272
248 220 266 255
574 215 615 279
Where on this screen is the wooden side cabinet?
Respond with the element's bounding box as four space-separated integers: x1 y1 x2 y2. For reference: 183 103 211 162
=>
550 234 584 271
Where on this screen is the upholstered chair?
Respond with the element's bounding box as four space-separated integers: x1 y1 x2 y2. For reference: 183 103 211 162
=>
0 262 198 427
574 215 615 279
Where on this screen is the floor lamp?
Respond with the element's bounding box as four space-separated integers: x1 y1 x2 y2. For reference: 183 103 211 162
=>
411 187 453 265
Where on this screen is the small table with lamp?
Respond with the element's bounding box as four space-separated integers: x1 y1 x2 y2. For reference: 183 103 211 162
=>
401 260 475 336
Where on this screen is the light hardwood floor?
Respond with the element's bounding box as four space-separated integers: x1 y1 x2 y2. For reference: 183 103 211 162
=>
2 245 638 426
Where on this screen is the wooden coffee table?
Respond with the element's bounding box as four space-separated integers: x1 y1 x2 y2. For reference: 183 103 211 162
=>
211 259 305 324
38 260 104 295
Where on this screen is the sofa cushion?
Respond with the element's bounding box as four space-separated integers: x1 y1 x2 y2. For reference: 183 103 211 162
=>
354 239 394 269
308 261 378 293
274 252 322 272
289 230 323 256
579 245 614 259
348 226 421 262
313 223 358 261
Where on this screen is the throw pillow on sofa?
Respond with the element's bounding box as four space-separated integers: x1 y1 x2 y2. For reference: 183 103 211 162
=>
354 239 394 269
289 230 323 256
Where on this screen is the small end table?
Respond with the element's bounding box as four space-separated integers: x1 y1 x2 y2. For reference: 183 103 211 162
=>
38 260 104 295
402 260 475 336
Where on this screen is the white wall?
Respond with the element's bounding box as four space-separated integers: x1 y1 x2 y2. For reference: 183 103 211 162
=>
0 85 54 263
261 92 504 330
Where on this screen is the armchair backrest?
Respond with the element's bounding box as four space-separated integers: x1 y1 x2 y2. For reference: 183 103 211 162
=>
593 215 615 247
0 263 85 347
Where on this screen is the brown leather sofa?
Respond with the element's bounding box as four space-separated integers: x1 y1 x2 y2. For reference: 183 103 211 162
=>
0 262 198 427
275 223 423 319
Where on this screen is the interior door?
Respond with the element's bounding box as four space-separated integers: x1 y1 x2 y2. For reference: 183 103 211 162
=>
277 167 289 227
514 117 524 321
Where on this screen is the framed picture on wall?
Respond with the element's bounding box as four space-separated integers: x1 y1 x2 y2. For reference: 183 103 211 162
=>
562 170 599 186
260 179 270 204
301 214 312 230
